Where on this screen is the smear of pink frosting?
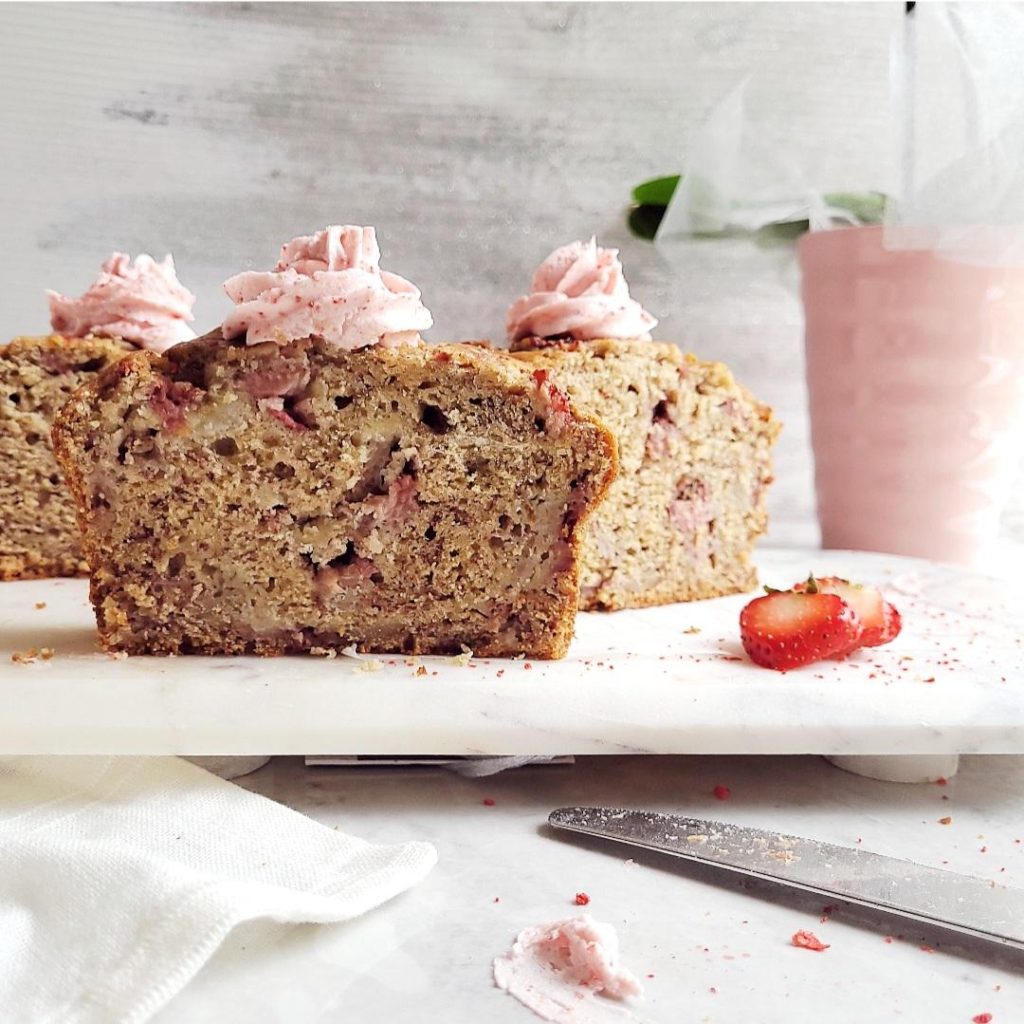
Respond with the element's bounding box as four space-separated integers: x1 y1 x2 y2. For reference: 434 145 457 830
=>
493 915 644 1024
47 253 197 353
222 225 433 349
507 238 657 342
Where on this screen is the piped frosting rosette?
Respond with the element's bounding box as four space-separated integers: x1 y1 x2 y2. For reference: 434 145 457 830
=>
47 253 197 353
222 225 433 349
507 238 657 342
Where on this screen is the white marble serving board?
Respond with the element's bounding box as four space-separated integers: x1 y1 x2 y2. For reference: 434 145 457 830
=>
0 548 1021 756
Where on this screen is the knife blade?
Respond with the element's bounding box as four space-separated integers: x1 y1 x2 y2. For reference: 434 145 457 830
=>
548 807 1024 952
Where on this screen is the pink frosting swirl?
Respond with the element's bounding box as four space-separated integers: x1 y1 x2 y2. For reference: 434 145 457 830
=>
47 253 197 353
507 238 657 342
222 225 433 349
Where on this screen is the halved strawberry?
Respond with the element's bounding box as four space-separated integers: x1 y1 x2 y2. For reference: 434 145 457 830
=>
792 576 902 648
739 589 864 672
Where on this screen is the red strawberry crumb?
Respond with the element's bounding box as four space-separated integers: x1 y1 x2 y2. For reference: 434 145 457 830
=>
574 892 590 906
544 381 572 419
791 930 829 951
972 1014 992 1023
482 798 495 807
524 663 533 670
920 945 936 953
884 936 894 944
713 785 731 801
936 777 948 785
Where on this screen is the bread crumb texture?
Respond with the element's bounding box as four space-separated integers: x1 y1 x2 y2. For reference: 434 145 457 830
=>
510 337 779 610
52 334 615 659
0 334 130 579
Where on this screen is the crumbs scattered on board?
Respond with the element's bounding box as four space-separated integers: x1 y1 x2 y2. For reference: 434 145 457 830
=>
446 646 474 667
11 647 54 665
309 647 338 659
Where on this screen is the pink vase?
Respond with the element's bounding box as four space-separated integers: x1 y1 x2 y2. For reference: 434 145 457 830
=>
799 225 1024 566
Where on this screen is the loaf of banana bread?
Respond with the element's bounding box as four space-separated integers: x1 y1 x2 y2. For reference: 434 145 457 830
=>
53 227 616 658
510 336 778 609
0 333 130 579
53 334 614 657
507 238 779 610
1 251 196 579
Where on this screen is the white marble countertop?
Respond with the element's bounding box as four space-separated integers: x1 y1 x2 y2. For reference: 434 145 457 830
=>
156 754 1024 1022
5 548 1022 759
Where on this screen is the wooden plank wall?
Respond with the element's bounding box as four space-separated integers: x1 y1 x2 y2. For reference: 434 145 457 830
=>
4 3 1018 546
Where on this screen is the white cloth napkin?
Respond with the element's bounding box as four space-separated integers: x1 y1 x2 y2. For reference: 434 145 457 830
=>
0 756 437 1024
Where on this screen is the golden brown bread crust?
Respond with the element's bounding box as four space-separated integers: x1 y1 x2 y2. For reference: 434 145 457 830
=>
0 333 132 579
509 337 780 610
54 333 617 659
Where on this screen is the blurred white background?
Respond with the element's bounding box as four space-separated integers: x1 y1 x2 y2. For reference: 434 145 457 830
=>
2 2 1020 548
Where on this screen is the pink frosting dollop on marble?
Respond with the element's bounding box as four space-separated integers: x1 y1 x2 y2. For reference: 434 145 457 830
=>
222 225 433 349
493 915 644 1023
47 253 197 353
507 238 657 342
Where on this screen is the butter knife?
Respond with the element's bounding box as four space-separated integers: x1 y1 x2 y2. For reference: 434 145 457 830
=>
548 807 1024 952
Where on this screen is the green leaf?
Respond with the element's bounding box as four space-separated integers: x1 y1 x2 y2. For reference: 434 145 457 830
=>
626 178 886 242
756 219 810 243
823 191 887 224
627 204 666 241
631 175 681 208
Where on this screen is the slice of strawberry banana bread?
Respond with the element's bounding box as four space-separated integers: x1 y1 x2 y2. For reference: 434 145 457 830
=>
0 253 196 579
53 227 616 658
507 239 779 611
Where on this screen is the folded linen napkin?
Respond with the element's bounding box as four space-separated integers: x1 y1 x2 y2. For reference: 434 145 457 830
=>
0 756 437 1024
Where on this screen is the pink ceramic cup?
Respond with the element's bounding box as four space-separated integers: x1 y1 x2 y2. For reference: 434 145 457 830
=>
799 225 1024 566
